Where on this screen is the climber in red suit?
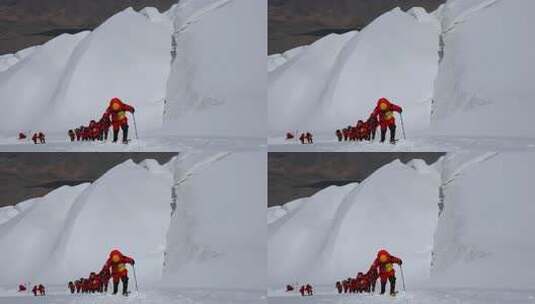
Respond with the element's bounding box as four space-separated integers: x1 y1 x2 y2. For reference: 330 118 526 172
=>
371 98 402 144
103 249 135 296
103 98 135 144
370 249 402 296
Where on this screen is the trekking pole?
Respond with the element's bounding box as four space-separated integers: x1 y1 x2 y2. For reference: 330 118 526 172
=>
132 113 139 141
399 113 407 140
132 264 139 292
399 264 406 292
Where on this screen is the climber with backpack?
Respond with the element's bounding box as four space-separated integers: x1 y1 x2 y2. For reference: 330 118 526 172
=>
103 98 135 144
370 98 403 144
370 249 402 296
103 249 135 296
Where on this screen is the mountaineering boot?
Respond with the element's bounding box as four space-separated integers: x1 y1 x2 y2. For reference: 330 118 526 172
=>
113 129 119 143
389 125 396 144
389 277 396 296
122 125 129 144
122 277 129 296
113 281 119 294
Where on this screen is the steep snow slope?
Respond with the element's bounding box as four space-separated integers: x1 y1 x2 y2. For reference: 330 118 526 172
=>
0 185 90 285
45 8 173 133
268 7 440 135
0 0 266 142
270 0 535 147
0 160 174 286
0 7 172 133
431 0 535 137
0 33 89 132
42 160 173 285
431 152 535 289
268 160 440 288
163 152 266 289
164 0 266 137
0 8 173 134
268 32 356 134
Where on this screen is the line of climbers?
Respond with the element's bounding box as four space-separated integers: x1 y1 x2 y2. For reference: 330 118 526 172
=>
68 98 135 144
67 250 135 296
286 98 403 145
16 98 135 145
286 249 403 297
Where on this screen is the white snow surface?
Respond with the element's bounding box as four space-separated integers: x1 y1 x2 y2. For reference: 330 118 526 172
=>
268 7 440 135
163 152 266 289
268 286 535 304
163 0 266 138
268 160 440 288
268 152 535 295
431 152 535 289
0 8 172 134
0 130 265 152
0 286 265 304
0 152 267 302
269 0 535 148
431 0 535 138
268 133 535 152
0 185 89 284
0 152 267 289
0 0 266 148
0 160 173 286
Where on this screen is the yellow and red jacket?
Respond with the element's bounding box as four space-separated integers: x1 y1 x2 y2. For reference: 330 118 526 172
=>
371 98 402 128
104 250 134 279
104 98 135 128
371 249 402 280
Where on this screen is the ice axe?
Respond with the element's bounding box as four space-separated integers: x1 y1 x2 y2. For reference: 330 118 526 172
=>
399 112 407 140
399 264 406 292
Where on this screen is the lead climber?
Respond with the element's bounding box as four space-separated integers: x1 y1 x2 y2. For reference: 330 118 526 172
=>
103 249 135 296
103 98 135 144
370 249 402 296
370 98 402 144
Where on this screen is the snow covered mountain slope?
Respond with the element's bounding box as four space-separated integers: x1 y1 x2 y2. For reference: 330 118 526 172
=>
0 32 89 132
0 160 173 286
268 152 535 291
164 0 266 137
0 184 90 285
0 0 265 142
0 152 266 291
268 160 440 288
0 7 174 134
431 0 535 137
268 7 440 135
163 152 266 289
431 152 535 289
268 32 356 134
269 0 535 147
